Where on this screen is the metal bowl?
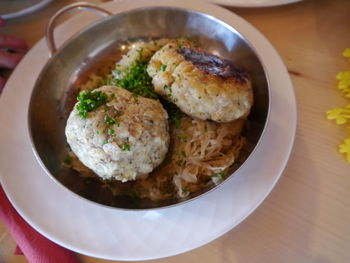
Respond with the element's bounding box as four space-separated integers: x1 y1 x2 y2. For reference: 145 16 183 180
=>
28 3 270 209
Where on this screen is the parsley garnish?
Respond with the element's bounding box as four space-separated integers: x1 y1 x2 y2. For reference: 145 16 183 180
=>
112 60 158 99
104 115 116 125
122 143 130 151
76 91 107 119
216 173 225 179
108 128 115 135
162 102 183 128
169 107 183 128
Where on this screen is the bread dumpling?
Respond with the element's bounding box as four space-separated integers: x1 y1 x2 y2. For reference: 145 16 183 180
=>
147 41 253 122
65 86 169 182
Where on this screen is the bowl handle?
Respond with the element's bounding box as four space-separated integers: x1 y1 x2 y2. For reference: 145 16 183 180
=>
45 2 113 57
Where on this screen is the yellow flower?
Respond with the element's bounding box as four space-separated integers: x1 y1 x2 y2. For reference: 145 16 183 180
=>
327 49 350 162
336 71 350 94
336 71 350 80
344 48 350 62
339 138 350 162
326 107 350 125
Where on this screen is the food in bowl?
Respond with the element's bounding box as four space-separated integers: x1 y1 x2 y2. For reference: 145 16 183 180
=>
134 115 246 200
64 38 252 201
28 6 270 209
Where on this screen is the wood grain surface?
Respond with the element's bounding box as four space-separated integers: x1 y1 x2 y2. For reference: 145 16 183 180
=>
1 0 349 262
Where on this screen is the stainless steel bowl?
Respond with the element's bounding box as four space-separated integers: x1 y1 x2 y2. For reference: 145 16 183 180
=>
28 2 270 209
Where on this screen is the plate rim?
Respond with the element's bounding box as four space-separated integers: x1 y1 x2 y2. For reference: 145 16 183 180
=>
210 0 303 7
0 0 53 20
0 0 296 260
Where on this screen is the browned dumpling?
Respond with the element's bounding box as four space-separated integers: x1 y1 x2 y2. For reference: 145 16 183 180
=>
147 41 253 122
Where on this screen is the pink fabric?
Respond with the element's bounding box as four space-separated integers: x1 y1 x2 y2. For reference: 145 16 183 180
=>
14 245 24 255
0 185 80 263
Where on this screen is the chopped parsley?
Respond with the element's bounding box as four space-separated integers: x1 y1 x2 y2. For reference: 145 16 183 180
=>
122 143 130 151
112 60 158 99
108 128 115 135
216 173 225 179
76 90 107 119
104 115 116 125
168 107 183 128
161 99 184 129
160 64 167 72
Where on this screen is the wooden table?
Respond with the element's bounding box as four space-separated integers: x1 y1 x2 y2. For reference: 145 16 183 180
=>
1 0 350 262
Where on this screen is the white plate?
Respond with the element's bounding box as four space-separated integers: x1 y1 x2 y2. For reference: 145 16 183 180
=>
0 0 53 20
210 0 302 7
0 0 296 260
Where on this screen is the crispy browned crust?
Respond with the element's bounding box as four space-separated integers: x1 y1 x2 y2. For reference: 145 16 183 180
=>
178 47 249 84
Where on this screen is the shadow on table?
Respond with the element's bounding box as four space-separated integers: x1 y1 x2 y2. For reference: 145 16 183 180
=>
216 126 330 262
210 1 345 262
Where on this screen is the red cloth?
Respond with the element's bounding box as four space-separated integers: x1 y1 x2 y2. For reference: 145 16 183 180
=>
0 185 80 263
14 245 23 255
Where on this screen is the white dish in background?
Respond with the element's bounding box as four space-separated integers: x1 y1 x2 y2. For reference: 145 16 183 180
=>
0 0 296 261
0 0 53 20
211 0 302 7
